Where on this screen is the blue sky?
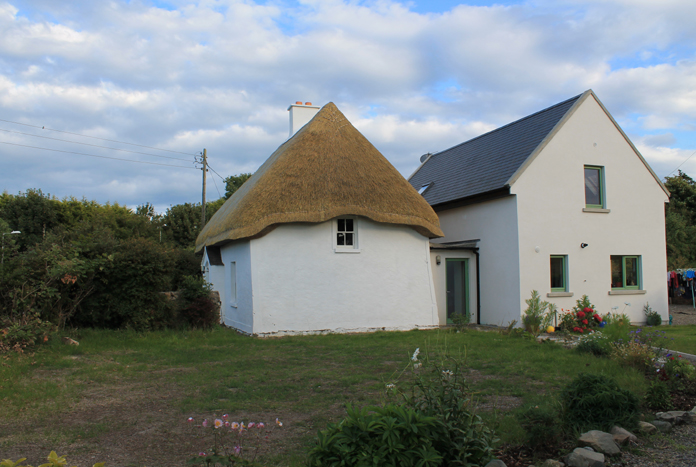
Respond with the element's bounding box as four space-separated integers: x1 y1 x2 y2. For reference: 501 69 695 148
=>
0 0 695 212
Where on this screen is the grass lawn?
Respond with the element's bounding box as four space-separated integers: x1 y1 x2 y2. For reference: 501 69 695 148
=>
0 327 648 466
655 325 696 355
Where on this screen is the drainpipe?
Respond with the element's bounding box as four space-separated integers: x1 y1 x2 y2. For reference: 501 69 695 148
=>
474 248 481 325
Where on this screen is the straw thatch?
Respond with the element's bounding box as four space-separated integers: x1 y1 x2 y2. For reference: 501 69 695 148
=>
195 102 443 252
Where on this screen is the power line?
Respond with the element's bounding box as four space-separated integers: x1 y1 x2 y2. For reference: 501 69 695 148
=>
667 149 696 177
0 127 193 162
0 140 198 169
0 118 197 156
206 163 226 182
210 168 222 199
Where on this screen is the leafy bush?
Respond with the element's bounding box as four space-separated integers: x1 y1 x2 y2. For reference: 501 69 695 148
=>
522 290 551 337
396 350 498 466
576 332 610 357
644 303 662 326
177 276 218 329
663 354 696 382
600 318 631 346
561 373 640 432
307 404 443 467
609 341 656 373
450 312 470 332
517 403 563 450
569 295 602 333
644 379 673 411
0 311 54 353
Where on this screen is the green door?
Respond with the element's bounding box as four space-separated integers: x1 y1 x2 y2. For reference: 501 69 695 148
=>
446 258 469 324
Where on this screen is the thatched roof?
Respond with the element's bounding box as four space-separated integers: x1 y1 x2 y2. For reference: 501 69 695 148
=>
195 102 443 252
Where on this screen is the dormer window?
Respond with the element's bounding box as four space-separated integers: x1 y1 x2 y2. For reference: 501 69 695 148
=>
418 183 431 195
334 217 359 253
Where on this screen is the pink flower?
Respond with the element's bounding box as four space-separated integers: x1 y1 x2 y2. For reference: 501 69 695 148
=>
202 419 209 428
187 417 194 423
234 446 241 455
222 414 229 420
248 422 255 428
258 422 265 428
214 419 223 429
231 422 240 430
225 421 230 427
199 452 206 457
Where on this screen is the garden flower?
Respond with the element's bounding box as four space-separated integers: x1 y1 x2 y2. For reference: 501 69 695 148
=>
386 383 395 389
583 307 593 313
199 452 206 456
413 362 422 369
248 422 256 428
222 414 229 420
214 419 223 429
225 421 230 427
577 311 586 319
582 319 588 325
258 422 265 428
240 422 246 431
187 417 194 423
276 418 283 426
234 446 241 455
202 419 208 428
412 348 420 361
231 422 240 430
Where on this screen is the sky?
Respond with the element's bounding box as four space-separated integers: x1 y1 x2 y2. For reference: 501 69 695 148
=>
1 0 695 214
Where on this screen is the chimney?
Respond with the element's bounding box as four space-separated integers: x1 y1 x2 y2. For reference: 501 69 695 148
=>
288 101 320 137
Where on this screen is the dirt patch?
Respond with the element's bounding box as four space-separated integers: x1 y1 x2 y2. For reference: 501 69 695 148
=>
670 304 696 325
0 377 314 467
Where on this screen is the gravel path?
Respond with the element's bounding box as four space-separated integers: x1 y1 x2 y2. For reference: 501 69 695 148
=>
611 423 696 467
670 304 696 326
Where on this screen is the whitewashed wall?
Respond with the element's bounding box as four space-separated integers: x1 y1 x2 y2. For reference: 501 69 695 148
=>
429 249 478 324
249 217 438 335
513 94 669 324
201 252 226 322
434 197 521 326
219 240 253 333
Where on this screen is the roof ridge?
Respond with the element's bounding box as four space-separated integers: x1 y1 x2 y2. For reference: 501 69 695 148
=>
432 92 584 157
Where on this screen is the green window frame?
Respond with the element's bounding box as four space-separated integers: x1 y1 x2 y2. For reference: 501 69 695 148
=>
550 255 568 292
610 255 641 290
584 165 605 208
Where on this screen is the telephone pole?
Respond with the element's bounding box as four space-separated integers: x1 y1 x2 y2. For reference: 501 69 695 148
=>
201 148 207 227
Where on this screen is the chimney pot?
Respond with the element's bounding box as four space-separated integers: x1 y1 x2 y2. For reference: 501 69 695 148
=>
305 102 312 106
295 101 302 105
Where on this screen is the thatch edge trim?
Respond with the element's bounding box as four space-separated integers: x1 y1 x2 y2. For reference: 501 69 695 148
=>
195 206 443 252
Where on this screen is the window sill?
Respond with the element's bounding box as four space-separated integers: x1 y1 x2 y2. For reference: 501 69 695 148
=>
547 292 573 297
230 303 238 308
608 289 646 295
334 248 361 254
583 208 611 213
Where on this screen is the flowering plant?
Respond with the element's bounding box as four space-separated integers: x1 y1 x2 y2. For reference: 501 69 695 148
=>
569 295 600 333
186 415 283 466
663 354 696 382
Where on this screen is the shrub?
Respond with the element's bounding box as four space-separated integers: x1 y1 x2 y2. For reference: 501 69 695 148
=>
575 332 610 357
0 311 54 353
522 290 551 337
177 275 218 329
307 404 443 467
663 354 696 382
644 379 673 411
569 295 602 333
609 341 656 373
561 373 640 432
600 318 631 346
644 303 662 326
517 403 563 450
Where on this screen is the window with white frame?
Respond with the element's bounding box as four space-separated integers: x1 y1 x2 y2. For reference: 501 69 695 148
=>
229 261 237 305
335 217 358 251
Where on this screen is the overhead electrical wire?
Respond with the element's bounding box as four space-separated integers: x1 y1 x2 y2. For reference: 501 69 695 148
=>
0 127 194 162
209 169 222 199
0 118 197 156
667 149 696 177
206 163 227 182
0 140 198 169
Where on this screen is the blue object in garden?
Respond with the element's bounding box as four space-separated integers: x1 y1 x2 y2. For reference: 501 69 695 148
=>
670 315 673 325
599 321 606 328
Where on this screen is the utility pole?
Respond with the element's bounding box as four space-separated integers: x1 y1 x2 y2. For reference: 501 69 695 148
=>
201 148 207 227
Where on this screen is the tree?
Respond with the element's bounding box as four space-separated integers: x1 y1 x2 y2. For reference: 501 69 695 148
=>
224 173 252 199
664 171 696 269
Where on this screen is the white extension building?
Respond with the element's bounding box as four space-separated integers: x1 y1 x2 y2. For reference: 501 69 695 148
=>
409 90 670 326
196 102 444 335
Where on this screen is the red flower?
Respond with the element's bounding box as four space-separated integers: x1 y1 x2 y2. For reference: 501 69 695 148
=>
577 311 586 319
594 314 602 322
584 307 593 313
582 319 588 325
579 328 584 333
671 357 675 360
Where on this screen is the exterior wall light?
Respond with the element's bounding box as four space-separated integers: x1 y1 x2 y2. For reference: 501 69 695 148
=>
436 255 441 265
580 243 589 248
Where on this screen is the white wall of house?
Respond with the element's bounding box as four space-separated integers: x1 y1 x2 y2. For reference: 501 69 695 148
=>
219 240 254 333
512 94 669 324
249 217 438 335
429 249 478 324
434 196 521 326
201 252 226 321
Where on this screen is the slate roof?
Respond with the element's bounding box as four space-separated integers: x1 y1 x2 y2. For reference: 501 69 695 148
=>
409 93 583 208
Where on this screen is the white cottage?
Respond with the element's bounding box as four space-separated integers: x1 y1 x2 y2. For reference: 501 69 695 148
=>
409 90 670 326
196 102 444 336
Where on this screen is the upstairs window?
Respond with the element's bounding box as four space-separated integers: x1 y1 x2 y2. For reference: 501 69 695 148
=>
335 217 359 252
611 255 640 289
584 166 605 208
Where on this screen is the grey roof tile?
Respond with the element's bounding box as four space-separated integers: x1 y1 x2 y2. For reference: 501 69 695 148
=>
410 94 582 207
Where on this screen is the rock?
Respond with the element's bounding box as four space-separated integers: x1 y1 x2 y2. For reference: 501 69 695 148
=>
638 421 657 434
484 460 507 467
665 411 692 424
540 460 565 467
652 420 672 433
610 426 637 445
62 337 79 345
564 447 605 467
655 412 680 424
578 430 621 456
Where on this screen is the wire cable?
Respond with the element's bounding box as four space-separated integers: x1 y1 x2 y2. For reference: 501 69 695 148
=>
0 127 194 162
209 169 222 199
0 118 197 155
206 163 227 182
667 149 696 177
0 140 198 169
